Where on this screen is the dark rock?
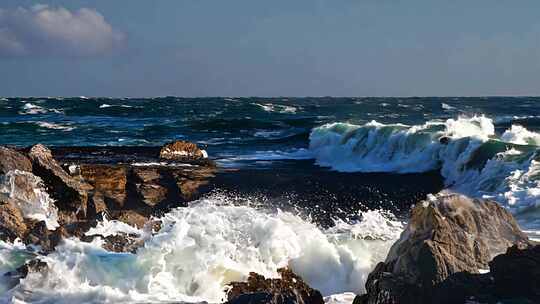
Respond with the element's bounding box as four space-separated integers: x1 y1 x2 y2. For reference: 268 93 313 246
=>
24 220 68 252
159 140 207 161
29 144 88 219
227 268 324 304
490 244 540 302
356 191 529 304
82 232 143 253
3 259 48 287
0 146 32 174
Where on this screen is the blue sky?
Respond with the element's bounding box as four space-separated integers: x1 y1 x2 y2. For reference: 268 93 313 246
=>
1 0 539 97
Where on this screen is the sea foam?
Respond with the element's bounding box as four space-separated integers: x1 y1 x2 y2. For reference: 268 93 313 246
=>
308 116 540 229
0 196 402 303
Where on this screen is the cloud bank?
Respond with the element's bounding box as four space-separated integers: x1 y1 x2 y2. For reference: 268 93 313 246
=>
0 5 124 57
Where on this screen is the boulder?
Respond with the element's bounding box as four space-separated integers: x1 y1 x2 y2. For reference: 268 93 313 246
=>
356 191 529 304
159 140 207 161
28 144 88 219
227 268 324 304
0 146 32 175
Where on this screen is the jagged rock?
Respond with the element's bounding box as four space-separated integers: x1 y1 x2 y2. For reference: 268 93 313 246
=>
356 191 529 304
0 146 32 174
131 167 168 207
0 195 27 242
24 220 68 252
159 140 207 161
79 164 127 210
227 268 324 304
28 144 88 219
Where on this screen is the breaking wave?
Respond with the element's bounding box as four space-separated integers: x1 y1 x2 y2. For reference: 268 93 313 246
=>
308 116 540 228
0 196 402 303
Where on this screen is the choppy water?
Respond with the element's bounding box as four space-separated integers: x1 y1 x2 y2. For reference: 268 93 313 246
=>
1 97 540 303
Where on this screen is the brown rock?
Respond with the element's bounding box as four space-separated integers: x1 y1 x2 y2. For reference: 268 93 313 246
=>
112 210 149 229
356 191 529 304
131 167 168 207
24 220 68 252
0 195 27 242
159 140 206 161
0 146 32 174
227 268 324 304
28 144 88 219
79 164 127 210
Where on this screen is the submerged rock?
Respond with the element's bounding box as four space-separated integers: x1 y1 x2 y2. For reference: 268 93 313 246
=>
159 140 207 161
356 191 530 304
227 268 324 304
29 144 89 219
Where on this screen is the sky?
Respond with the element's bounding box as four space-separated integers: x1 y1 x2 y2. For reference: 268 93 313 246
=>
0 0 539 97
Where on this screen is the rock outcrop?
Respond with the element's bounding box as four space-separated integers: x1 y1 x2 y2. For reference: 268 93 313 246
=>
227 268 324 304
28 144 89 219
355 191 530 304
0 142 215 252
159 140 207 161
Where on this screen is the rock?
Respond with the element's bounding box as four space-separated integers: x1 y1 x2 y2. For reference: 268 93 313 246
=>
24 220 68 252
111 210 149 229
159 140 207 161
227 268 324 304
0 195 27 242
28 144 88 219
3 259 48 286
0 146 32 174
356 191 529 304
489 244 540 302
79 164 127 211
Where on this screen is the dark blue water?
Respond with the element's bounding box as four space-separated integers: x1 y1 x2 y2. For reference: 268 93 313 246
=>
2 97 539 159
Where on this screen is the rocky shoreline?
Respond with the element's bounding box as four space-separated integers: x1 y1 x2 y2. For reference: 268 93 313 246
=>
1 142 539 303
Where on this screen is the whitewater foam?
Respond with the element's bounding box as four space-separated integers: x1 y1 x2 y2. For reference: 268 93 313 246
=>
0 196 402 303
0 170 59 230
308 116 540 229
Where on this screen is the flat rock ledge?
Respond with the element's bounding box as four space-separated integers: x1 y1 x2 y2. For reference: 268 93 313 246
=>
354 191 535 304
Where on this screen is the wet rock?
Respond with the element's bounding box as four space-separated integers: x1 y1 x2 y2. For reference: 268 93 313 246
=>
356 191 529 304
0 146 32 174
111 209 149 229
29 144 88 219
227 268 324 304
4 259 48 283
24 220 68 252
0 195 27 242
83 232 143 253
159 140 207 161
79 164 127 211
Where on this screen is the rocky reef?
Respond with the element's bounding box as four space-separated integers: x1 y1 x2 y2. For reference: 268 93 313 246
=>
0 141 216 252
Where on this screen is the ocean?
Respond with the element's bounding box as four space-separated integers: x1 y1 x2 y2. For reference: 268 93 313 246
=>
1 96 539 303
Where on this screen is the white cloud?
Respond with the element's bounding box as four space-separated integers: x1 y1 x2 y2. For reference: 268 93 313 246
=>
0 5 125 57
